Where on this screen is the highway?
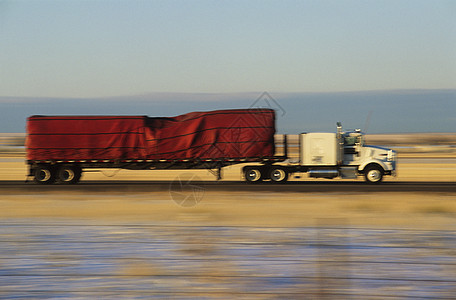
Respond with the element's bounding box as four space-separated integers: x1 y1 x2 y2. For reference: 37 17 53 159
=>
0 180 454 194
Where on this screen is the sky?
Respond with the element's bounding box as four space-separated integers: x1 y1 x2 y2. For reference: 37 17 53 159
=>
1 0 455 98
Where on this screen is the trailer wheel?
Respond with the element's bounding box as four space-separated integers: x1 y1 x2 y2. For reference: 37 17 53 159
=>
57 166 82 184
270 167 288 183
33 166 56 185
364 165 384 184
244 167 263 183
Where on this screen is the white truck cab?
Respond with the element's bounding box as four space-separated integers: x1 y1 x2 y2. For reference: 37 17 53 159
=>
298 123 397 183
341 129 396 182
243 123 397 184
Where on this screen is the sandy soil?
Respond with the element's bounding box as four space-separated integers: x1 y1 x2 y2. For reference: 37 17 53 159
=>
1 190 455 229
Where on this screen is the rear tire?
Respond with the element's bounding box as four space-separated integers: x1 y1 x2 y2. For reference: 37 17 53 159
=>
33 166 56 185
364 165 384 184
244 167 263 183
269 167 288 183
56 165 82 184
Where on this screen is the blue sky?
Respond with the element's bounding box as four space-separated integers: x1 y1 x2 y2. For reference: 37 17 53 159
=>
1 0 455 98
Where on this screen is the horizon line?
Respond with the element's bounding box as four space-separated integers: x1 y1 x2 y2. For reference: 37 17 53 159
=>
1 88 455 101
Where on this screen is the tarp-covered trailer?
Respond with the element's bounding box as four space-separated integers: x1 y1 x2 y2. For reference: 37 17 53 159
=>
26 109 284 184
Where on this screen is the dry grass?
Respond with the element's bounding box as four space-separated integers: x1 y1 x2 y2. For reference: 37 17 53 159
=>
0 191 455 230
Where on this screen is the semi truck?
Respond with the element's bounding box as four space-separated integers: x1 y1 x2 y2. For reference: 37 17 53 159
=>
25 108 396 184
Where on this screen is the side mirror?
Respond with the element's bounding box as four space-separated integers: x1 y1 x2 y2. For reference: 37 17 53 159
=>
336 122 343 139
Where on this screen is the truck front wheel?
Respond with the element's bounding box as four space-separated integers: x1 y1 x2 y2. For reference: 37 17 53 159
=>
244 167 263 183
364 165 384 184
270 167 288 183
33 166 56 185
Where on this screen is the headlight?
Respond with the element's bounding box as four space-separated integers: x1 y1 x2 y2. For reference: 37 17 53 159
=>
387 150 394 161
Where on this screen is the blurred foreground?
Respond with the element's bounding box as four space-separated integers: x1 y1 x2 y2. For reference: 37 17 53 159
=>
1 187 456 298
1 222 455 299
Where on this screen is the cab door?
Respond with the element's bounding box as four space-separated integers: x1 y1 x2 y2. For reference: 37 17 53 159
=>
342 134 363 165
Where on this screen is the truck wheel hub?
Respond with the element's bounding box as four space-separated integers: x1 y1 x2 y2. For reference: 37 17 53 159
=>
38 169 51 181
368 169 381 181
271 170 285 181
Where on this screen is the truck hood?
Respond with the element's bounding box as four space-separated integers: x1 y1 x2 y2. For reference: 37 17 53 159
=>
364 145 396 162
364 145 393 152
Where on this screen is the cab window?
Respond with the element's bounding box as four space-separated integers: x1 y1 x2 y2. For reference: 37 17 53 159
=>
344 136 356 146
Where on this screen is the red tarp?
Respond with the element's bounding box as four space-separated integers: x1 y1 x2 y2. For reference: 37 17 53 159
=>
26 109 275 161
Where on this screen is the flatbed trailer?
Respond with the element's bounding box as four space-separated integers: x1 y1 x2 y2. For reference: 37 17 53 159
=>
26 109 281 184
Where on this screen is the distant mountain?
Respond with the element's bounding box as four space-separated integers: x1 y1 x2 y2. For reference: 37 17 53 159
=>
0 89 455 133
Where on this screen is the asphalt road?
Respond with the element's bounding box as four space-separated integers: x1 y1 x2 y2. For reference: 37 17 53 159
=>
0 180 454 194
